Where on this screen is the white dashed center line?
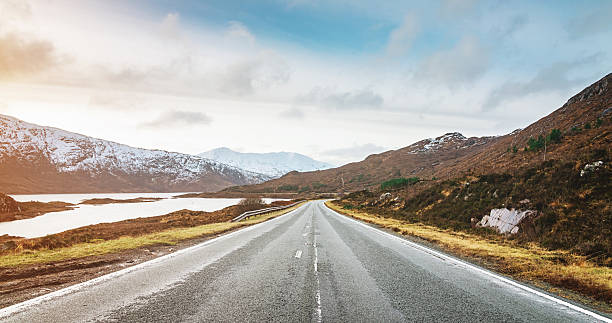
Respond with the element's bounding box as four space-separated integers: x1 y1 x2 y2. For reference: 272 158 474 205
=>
295 250 302 258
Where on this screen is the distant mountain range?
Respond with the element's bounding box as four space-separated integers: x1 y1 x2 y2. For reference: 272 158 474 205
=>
198 147 333 178
226 72 612 194
0 115 271 194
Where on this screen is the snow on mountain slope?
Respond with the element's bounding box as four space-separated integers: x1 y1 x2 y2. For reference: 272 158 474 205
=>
405 132 494 154
198 147 334 178
0 114 270 193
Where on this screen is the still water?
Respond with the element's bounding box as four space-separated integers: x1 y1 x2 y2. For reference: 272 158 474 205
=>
1 193 284 238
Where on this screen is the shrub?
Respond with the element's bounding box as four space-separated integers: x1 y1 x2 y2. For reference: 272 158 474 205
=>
547 128 562 143
585 122 591 129
238 197 265 206
312 182 327 190
277 184 299 191
595 118 603 128
527 129 562 151
381 177 420 190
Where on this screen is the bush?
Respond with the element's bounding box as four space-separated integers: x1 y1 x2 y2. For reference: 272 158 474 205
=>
527 129 562 151
238 197 265 206
547 128 562 143
381 177 420 190
277 184 299 191
595 118 603 128
585 122 592 129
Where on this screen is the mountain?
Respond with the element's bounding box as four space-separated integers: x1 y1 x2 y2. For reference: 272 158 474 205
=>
0 115 271 194
225 132 499 193
226 72 612 195
198 147 333 178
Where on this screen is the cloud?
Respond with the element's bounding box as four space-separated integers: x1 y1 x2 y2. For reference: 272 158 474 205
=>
0 0 31 22
482 54 603 111
298 87 383 110
159 12 181 39
320 143 387 164
439 0 480 17
0 33 59 80
566 4 612 40
279 107 304 119
386 14 419 57
226 21 255 45
414 36 488 86
140 110 212 128
217 51 291 96
494 14 528 38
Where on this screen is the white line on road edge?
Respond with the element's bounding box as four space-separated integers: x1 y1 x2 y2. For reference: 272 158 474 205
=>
312 207 322 323
321 202 612 323
295 250 303 258
0 202 309 320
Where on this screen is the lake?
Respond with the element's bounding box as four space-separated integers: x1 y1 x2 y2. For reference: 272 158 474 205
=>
1 193 285 239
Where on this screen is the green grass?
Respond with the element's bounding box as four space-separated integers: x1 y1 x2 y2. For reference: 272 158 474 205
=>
380 177 420 190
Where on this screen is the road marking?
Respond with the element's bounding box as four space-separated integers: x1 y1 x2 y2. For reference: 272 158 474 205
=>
302 232 309 237
321 202 612 323
312 213 322 323
295 250 302 258
0 203 310 320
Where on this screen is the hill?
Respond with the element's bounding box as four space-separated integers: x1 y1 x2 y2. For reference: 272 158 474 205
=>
225 73 612 195
0 115 270 194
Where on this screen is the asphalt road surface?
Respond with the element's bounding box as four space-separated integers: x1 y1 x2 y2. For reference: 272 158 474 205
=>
1 201 610 322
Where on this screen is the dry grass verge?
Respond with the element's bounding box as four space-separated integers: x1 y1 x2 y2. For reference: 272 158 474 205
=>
0 202 305 268
325 200 612 312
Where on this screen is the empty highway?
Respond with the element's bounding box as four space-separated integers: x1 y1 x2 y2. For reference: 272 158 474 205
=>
0 201 609 322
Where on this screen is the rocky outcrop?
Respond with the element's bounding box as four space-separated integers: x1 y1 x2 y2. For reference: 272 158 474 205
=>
477 208 537 234
564 73 610 106
0 194 20 214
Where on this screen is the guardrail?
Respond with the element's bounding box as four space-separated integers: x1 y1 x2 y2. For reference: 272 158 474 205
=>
231 200 305 222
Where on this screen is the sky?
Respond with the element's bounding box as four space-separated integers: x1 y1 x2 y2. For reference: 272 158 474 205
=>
0 0 610 166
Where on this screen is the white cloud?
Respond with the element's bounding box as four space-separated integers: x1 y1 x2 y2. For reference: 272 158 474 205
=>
140 110 212 129
279 107 304 119
483 55 603 111
226 21 255 45
159 12 181 39
0 33 59 80
386 13 419 57
299 87 383 110
414 36 488 86
320 143 387 165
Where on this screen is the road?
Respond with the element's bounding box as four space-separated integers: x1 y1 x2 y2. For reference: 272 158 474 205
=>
1 201 609 322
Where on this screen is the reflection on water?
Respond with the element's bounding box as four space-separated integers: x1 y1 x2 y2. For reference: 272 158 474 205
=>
1 194 284 239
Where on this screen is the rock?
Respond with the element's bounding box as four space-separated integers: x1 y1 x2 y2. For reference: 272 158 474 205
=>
602 107 612 117
379 193 392 200
477 208 537 234
519 199 530 204
580 161 604 177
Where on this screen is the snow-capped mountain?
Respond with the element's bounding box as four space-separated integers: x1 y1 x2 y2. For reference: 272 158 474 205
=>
198 147 334 178
0 114 271 194
405 132 493 154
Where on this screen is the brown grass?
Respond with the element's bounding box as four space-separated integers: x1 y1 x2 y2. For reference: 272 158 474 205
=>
0 202 305 268
326 201 612 309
